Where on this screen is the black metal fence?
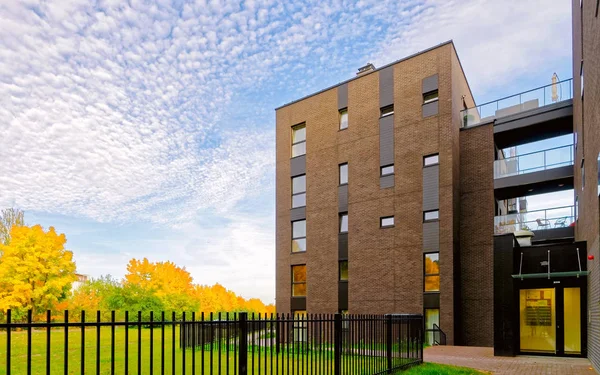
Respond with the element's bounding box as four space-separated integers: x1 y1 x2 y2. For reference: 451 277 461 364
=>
0 310 423 375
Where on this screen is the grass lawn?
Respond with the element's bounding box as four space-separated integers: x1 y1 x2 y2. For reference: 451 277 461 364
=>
0 327 419 374
398 363 487 374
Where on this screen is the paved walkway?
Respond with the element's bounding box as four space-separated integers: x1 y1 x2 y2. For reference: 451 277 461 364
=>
424 346 597 374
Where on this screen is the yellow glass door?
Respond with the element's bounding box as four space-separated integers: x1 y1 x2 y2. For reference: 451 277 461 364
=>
520 288 556 353
563 287 581 354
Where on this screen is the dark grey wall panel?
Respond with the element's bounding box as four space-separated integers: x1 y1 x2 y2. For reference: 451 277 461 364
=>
338 233 348 260
423 165 439 211
424 293 440 309
338 282 348 310
290 207 306 221
338 83 348 110
380 175 394 189
290 155 306 177
379 66 394 108
379 115 394 166
422 101 438 118
493 234 517 356
422 74 438 93
338 185 348 213
423 221 439 252
291 297 306 311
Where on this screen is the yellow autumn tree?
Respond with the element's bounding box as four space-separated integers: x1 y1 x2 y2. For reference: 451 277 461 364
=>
0 225 76 318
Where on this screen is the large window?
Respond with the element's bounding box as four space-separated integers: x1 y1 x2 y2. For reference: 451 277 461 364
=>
425 309 440 345
339 261 348 281
339 109 348 130
339 163 348 185
292 220 306 253
292 265 306 297
292 175 306 208
339 213 348 233
424 154 439 167
424 252 440 292
292 123 306 157
380 165 394 176
293 310 307 342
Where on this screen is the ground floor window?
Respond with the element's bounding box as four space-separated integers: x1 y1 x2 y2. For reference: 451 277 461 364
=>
425 308 440 345
293 310 307 342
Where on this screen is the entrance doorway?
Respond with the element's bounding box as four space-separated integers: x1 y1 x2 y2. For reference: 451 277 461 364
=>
519 286 583 356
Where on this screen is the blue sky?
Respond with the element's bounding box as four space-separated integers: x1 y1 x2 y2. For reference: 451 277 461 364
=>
0 0 573 303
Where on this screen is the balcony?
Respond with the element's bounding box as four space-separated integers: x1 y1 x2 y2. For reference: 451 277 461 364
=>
462 79 573 128
494 205 575 241
494 145 574 179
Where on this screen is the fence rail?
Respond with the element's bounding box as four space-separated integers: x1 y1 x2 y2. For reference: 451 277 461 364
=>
0 310 423 375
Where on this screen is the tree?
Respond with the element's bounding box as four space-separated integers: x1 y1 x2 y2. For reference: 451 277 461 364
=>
68 275 120 321
0 225 76 318
0 208 24 246
105 283 165 323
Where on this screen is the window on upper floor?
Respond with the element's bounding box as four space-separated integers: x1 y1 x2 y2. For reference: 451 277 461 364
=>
292 123 306 157
582 159 585 191
292 175 306 208
581 61 585 99
380 105 394 118
339 163 348 185
424 252 440 292
340 213 348 233
292 220 306 253
423 90 439 104
424 154 439 167
380 216 395 228
339 261 348 281
292 265 306 297
339 108 348 130
380 165 394 176
424 210 439 222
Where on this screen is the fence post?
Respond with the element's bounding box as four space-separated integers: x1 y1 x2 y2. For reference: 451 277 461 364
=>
334 313 342 375
386 314 392 373
239 312 248 375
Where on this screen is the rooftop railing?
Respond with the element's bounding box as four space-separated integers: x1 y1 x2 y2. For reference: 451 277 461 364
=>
462 78 573 128
494 205 575 235
494 144 574 179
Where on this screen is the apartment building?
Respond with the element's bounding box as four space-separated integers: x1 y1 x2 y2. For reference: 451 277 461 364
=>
275 2 599 364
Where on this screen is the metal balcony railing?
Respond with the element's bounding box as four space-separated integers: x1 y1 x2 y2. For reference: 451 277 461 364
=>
462 79 573 128
494 144 574 179
494 205 575 235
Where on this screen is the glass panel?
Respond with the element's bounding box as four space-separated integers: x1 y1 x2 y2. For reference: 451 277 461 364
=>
423 91 438 104
493 145 574 178
293 311 307 341
292 265 306 282
292 142 306 157
520 288 556 353
425 253 439 275
339 110 348 130
292 175 306 194
292 125 306 143
292 193 306 208
564 287 581 354
425 309 440 345
293 283 306 297
380 105 394 117
424 154 439 166
292 220 306 238
340 214 348 233
339 164 348 185
424 210 439 221
424 276 440 292
339 261 348 281
292 238 306 253
381 217 394 227
381 165 394 176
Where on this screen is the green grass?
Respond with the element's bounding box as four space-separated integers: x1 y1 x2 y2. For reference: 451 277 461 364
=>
0 327 420 374
397 363 486 375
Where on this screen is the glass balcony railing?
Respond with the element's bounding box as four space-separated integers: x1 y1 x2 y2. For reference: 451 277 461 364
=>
494 206 575 235
462 79 573 128
494 145 574 179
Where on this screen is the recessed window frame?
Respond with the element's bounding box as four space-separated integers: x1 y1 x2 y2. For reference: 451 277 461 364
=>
291 264 306 297
380 104 394 118
380 216 395 228
292 220 306 253
581 61 585 99
339 108 348 130
291 123 306 158
424 252 440 293
339 163 348 185
423 154 439 167
380 165 394 176
423 90 439 104
292 174 306 208
424 210 440 222
339 213 348 233
339 260 348 281
582 159 585 190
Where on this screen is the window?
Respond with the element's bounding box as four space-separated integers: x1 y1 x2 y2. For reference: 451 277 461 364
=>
581 61 584 99
292 175 306 208
380 216 394 227
424 210 439 222
575 196 579 222
292 220 306 253
597 153 600 196
339 261 348 281
582 159 585 190
339 109 348 130
424 253 440 292
596 0 599 16
425 309 440 345
293 310 307 342
292 265 306 297
292 123 306 157
380 105 394 117
423 90 438 104
340 213 348 233
380 165 394 176
339 163 348 185
424 154 439 167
